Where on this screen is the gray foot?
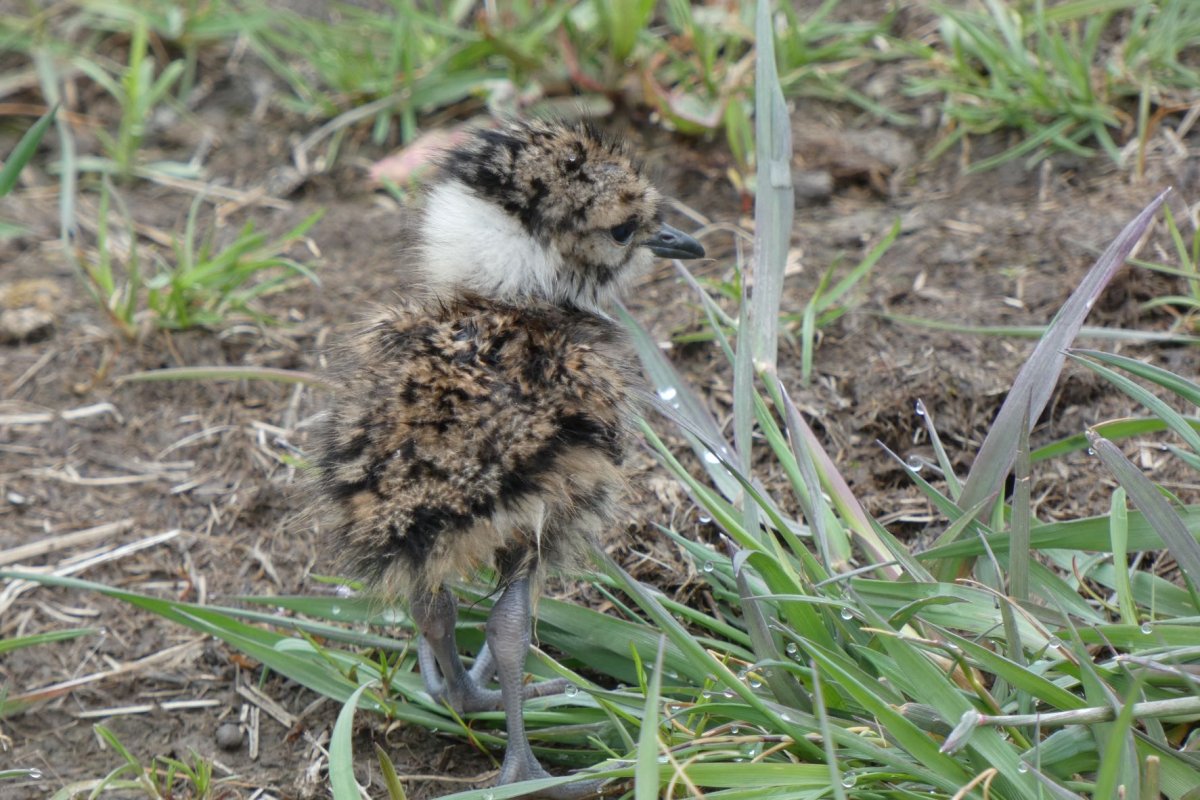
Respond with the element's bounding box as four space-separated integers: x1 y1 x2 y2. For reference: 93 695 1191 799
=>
418 638 570 713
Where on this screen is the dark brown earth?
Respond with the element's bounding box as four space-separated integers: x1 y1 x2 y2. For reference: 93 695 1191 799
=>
2 5 1198 800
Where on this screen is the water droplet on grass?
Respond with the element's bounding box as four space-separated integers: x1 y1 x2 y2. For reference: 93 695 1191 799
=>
785 642 798 655
841 773 856 788
1140 622 1153 634
564 684 579 697
914 399 926 417
840 607 854 621
703 451 720 464
702 561 714 573
658 387 678 402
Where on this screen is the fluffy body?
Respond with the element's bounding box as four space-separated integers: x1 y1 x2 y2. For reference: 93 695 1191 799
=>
317 294 637 601
312 119 702 798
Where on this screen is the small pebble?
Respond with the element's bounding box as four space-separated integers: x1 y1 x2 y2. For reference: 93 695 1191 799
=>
215 722 244 751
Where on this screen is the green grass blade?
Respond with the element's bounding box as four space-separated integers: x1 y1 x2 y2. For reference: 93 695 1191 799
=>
117 365 330 387
374 743 408 800
634 636 665 800
1069 351 1200 455
1087 432 1200 593
749 0 794 372
1109 488 1140 626
330 683 371 800
0 627 94 655
0 106 56 196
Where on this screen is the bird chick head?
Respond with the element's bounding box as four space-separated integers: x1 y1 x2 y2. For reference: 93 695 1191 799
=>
417 119 704 312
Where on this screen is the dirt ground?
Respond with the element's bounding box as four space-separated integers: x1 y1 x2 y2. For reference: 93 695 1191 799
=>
2 6 1198 800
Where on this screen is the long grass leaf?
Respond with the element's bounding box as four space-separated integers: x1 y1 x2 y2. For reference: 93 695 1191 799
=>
750 0 794 371
0 106 56 196
1087 432 1200 591
950 190 1170 574
330 683 371 800
634 636 665 800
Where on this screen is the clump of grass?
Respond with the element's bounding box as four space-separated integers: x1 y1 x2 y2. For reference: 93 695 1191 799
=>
77 183 323 336
146 199 323 331
909 0 1200 171
51 724 224 799
242 0 897 171
72 18 189 182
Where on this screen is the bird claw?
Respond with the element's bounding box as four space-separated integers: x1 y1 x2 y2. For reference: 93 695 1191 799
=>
420 638 572 714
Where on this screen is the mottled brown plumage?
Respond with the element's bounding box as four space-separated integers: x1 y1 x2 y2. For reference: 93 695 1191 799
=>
317 294 637 601
313 118 703 798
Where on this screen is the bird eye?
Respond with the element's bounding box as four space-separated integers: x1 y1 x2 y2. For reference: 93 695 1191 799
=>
610 219 637 246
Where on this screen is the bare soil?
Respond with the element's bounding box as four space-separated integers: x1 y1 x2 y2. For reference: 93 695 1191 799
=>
2 6 1197 800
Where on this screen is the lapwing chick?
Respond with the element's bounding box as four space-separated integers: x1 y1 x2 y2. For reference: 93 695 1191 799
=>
315 119 704 798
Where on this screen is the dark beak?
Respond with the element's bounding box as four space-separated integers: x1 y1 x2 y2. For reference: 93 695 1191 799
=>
643 223 705 260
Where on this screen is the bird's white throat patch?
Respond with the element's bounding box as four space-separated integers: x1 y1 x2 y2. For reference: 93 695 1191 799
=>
418 180 566 306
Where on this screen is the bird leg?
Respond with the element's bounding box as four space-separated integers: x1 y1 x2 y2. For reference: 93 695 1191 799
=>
487 574 608 799
410 586 567 714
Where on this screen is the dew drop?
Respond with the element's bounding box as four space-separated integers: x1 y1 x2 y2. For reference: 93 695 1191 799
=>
779 712 791 722
702 561 715 573
330 605 341 616
1140 622 1153 635
483 793 494 800
749 678 762 689
28 769 43 780
657 755 669 764
905 454 925 473
703 451 720 465
1087 447 1096 456
785 642 798 655
564 684 579 697
1047 636 1062 649
1016 762 1029 774
698 513 713 524
723 689 735 699
841 773 856 788
730 725 740 734
658 386 678 402
839 607 854 621
914 399 926 417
